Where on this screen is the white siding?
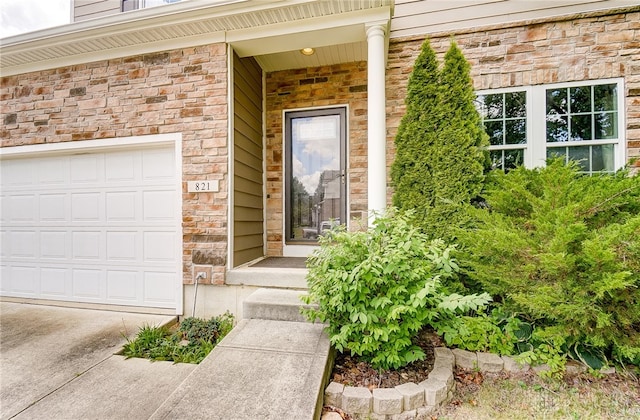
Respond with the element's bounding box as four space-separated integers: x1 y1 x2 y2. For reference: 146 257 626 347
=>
390 0 640 38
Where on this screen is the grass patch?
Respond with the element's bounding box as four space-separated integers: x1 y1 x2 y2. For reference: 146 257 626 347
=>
122 312 234 364
435 370 640 420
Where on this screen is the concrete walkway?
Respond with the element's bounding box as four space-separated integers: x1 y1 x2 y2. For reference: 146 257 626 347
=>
151 289 331 420
1 289 331 420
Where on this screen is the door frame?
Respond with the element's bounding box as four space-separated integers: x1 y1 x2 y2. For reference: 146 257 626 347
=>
282 105 348 257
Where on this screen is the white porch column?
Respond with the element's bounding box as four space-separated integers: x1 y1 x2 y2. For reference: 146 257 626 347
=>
366 23 387 225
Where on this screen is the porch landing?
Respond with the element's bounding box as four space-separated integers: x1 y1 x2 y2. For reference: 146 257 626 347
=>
151 289 331 420
226 257 309 289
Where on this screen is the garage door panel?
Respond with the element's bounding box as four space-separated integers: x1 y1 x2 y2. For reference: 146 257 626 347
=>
107 270 139 302
1 230 7 258
143 231 175 262
40 268 68 297
1 145 179 310
0 195 5 222
72 231 102 260
10 266 38 294
106 231 138 261
11 231 37 258
143 190 175 221
0 265 9 292
70 155 103 184
2 159 36 186
9 195 37 222
72 268 103 299
38 157 69 185
40 231 67 259
40 194 68 222
71 192 102 221
106 152 138 183
142 149 174 180
106 192 138 221
144 272 175 304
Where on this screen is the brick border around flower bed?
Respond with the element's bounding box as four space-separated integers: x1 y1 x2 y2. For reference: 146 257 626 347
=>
323 348 531 420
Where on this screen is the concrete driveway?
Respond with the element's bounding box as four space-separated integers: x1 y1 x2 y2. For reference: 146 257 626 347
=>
0 301 195 420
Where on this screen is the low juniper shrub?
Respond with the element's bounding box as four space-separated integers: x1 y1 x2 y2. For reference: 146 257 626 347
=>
456 160 640 372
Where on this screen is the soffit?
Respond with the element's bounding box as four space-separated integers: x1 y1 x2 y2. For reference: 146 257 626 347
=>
0 0 392 76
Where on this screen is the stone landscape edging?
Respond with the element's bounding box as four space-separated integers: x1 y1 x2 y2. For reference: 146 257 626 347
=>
323 347 531 420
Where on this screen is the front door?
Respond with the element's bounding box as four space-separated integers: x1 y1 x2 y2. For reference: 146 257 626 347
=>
285 107 346 243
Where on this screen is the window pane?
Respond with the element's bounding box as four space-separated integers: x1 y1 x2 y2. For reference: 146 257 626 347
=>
568 146 590 172
546 88 568 115
483 94 504 119
490 150 504 170
591 144 615 172
570 114 592 141
504 149 524 170
594 84 617 112
547 147 566 161
505 91 526 118
485 120 504 146
505 119 526 144
570 86 592 113
595 112 618 139
546 115 568 142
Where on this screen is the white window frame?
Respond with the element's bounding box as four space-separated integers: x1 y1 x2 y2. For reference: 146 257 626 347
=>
477 78 626 172
476 86 533 169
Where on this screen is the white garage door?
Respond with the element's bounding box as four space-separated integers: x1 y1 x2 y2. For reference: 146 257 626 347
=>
0 144 180 310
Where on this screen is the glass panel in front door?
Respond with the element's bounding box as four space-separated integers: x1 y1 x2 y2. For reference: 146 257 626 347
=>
286 108 346 242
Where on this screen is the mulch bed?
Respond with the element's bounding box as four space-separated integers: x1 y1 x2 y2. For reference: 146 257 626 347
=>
329 328 445 389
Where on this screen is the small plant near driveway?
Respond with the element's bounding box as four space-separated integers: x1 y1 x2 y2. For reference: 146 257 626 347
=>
122 312 234 364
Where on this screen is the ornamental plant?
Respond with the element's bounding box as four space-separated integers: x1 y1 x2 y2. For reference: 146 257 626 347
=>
302 210 490 370
456 160 640 369
122 312 234 364
391 39 489 240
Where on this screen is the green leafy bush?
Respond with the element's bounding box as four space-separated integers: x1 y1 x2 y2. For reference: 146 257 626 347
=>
123 312 234 364
302 211 491 370
436 308 532 356
391 39 489 240
457 160 640 368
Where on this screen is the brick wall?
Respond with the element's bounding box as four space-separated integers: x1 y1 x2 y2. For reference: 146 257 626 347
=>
0 44 229 285
386 9 640 183
264 62 369 256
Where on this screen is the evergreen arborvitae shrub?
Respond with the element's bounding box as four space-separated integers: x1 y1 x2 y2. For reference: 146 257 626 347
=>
456 160 640 368
391 39 489 239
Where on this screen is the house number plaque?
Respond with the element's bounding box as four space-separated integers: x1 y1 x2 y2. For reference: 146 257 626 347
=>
187 180 219 192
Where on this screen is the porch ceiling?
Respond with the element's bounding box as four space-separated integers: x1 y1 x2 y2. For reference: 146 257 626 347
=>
0 0 392 76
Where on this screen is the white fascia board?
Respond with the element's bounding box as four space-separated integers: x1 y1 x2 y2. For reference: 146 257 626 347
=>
228 6 392 57
1 0 247 49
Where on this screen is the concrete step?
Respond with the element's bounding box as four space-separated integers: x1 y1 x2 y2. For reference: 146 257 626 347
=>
150 318 332 420
243 288 317 323
226 266 308 289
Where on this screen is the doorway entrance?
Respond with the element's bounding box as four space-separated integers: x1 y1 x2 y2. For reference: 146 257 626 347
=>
284 107 347 244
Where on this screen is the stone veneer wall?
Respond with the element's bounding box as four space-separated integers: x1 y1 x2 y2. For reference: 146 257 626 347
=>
264 62 369 256
385 8 640 182
0 44 230 285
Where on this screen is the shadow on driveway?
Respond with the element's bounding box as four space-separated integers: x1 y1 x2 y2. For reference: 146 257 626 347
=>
0 302 194 420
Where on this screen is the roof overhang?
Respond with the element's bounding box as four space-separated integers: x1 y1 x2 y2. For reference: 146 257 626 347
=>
0 0 393 76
